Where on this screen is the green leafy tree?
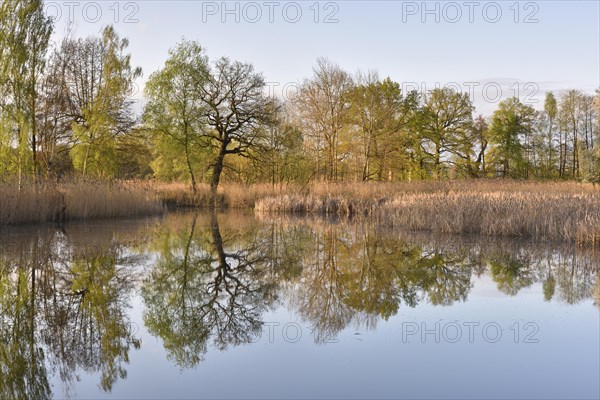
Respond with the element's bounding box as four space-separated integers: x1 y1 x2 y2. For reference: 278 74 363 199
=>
543 92 558 176
56 26 141 178
254 106 307 186
0 0 53 181
347 74 412 181
144 40 212 192
488 97 537 178
418 88 474 178
556 90 593 179
145 40 276 200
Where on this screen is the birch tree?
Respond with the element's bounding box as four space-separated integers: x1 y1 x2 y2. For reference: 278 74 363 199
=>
0 0 53 180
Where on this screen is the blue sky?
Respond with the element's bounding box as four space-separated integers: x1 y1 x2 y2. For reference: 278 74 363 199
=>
49 1 600 115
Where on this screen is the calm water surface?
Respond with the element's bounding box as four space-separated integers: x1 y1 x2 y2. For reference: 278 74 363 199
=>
0 211 598 399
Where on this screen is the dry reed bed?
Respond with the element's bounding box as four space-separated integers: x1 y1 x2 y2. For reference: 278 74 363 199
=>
381 191 600 244
254 181 600 245
0 181 163 226
0 184 63 226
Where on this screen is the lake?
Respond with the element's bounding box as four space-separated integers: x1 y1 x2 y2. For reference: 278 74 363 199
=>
0 211 598 399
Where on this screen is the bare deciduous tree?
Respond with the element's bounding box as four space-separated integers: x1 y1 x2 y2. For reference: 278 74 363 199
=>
292 58 353 181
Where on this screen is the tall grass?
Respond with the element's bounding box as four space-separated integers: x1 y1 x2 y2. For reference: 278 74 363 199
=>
254 180 600 245
0 181 163 226
0 184 63 226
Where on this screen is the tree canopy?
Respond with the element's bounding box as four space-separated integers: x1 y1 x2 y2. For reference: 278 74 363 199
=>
0 4 599 186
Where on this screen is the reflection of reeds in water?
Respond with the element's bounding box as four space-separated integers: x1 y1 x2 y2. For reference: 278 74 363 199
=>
255 180 600 246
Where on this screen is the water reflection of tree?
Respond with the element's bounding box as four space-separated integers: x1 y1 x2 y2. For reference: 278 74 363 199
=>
43 244 142 392
484 246 598 303
144 216 600 353
0 261 51 400
293 225 354 343
142 211 282 368
3 214 599 392
0 225 145 398
553 253 597 304
292 224 475 342
488 252 536 296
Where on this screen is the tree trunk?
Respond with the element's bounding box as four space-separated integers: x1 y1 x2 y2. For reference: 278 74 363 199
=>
17 126 23 190
184 138 197 194
210 141 227 207
32 97 38 179
547 121 553 175
435 142 442 179
31 50 38 180
362 141 371 182
328 139 335 181
558 130 564 178
82 134 93 178
573 119 578 177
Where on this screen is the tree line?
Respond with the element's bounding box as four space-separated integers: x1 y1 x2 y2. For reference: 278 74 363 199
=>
1 2 599 197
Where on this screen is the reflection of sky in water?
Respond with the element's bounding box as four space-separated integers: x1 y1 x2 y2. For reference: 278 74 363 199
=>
1 213 597 399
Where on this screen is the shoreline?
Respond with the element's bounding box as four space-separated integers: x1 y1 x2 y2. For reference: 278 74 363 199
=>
2 179 600 246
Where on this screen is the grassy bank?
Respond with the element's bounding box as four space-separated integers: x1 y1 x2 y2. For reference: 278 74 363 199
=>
0 181 163 226
254 180 600 245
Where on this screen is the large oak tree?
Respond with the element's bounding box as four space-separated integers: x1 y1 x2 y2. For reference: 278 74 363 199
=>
144 39 277 202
